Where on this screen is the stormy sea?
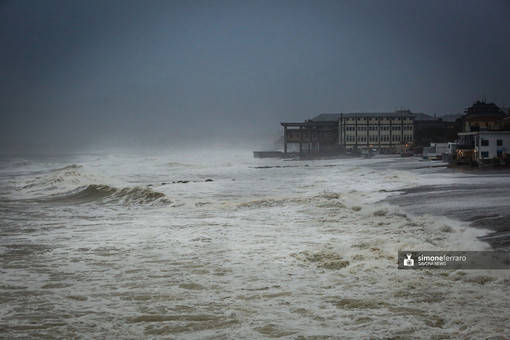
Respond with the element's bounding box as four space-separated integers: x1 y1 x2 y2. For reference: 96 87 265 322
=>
0 149 509 339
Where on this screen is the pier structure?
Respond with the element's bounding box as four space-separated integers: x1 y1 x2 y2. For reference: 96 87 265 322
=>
281 116 339 158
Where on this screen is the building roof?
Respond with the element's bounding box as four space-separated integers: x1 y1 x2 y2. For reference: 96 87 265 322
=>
310 111 426 121
464 101 505 116
412 112 438 121
340 112 414 118
281 121 337 127
310 113 342 121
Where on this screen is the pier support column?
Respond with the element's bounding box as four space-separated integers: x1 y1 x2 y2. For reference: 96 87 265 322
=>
299 126 303 156
284 126 287 153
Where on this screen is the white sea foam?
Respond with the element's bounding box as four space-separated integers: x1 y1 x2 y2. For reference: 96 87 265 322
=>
0 151 508 338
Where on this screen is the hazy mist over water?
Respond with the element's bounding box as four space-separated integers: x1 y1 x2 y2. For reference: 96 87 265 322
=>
1 0 510 152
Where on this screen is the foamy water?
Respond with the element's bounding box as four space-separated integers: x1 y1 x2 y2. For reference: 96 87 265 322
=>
0 150 508 338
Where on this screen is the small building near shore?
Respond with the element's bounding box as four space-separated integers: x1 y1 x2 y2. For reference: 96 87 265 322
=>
457 131 510 165
455 101 510 165
478 131 510 160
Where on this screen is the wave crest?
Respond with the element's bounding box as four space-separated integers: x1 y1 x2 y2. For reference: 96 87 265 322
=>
20 164 89 192
47 184 172 205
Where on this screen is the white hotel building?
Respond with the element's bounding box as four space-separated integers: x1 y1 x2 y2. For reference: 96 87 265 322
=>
338 111 415 153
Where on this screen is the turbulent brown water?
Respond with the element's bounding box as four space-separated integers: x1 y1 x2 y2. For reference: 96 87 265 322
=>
0 151 508 338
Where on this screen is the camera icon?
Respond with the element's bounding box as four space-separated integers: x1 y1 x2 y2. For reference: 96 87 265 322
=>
403 253 414 267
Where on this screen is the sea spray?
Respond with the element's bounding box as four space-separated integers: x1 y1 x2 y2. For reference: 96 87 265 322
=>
0 151 508 338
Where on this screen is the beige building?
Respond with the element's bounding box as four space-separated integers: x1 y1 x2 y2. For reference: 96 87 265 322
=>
338 111 414 153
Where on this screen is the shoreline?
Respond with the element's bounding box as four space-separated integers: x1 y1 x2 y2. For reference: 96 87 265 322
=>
385 183 510 250
365 156 510 250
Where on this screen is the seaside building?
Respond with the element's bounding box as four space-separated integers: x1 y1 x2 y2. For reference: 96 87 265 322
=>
338 111 414 153
281 114 339 157
281 110 431 157
459 100 507 132
456 101 510 165
457 131 510 165
275 101 510 163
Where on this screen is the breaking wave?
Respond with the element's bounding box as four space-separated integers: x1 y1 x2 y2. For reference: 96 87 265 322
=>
44 184 172 205
2 154 509 338
11 163 172 206
17 164 97 197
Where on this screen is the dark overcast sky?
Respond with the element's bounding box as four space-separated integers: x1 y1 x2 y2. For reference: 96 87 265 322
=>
1 0 509 150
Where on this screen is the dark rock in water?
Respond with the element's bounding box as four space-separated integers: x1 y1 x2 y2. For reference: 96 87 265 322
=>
177 180 189 184
147 184 153 187
161 183 168 185
205 179 213 182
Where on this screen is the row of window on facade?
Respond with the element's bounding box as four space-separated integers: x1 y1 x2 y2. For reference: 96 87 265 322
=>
286 132 332 139
345 135 413 143
344 125 413 132
480 150 506 158
344 117 414 122
481 139 504 146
